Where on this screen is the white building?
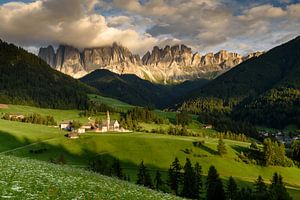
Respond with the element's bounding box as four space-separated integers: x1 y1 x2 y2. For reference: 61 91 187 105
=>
98 111 120 132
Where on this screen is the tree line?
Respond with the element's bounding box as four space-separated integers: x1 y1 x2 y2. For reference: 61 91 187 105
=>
2 113 56 126
138 158 292 200
120 107 168 130
89 155 292 200
79 101 118 117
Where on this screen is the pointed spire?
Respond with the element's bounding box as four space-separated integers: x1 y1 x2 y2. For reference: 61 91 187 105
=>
107 111 110 131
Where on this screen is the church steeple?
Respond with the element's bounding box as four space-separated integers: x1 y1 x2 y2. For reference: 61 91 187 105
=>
107 111 110 131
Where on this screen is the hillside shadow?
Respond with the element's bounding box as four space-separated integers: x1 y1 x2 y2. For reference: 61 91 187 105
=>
0 131 299 198
0 130 167 181
231 144 264 165
231 145 250 154
193 144 218 155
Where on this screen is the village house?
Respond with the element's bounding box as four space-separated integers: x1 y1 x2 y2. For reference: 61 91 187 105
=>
59 120 72 131
67 132 79 139
204 124 213 129
77 128 85 134
8 113 25 120
81 123 92 130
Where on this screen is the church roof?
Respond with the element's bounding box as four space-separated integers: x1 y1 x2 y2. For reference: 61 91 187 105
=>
101 120 118 126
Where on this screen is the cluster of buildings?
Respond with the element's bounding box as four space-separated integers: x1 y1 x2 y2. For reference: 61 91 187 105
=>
6 113 25 120
59 111 130 139
259 130 300 146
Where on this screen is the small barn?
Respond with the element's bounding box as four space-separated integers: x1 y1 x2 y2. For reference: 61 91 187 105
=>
77 128 85 134
67 132 79 139
59 120 72 130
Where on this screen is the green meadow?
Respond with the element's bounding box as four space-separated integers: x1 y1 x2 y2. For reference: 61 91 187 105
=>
0 103 300 199
0 155 180 199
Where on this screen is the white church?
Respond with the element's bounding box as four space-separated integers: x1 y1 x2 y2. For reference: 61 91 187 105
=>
99 111 120 132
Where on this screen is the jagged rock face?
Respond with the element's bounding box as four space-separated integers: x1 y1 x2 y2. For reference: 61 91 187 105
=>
82 43 144 77
141 45 249 83
39 43 263 83
243 51 264 60
55 45 86 78
38 45 55 67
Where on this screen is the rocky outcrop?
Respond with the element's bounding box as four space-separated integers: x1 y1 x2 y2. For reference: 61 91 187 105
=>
141 45 248 83
38 45 56 67
39 43 263 83
55 45 86 78
82 42 146 78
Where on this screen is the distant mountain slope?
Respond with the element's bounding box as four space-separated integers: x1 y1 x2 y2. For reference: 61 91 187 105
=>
181 36 300 128
80 69 209 108
0 39 97 109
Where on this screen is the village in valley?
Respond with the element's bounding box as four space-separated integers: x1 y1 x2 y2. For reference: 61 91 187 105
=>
59 111 131 139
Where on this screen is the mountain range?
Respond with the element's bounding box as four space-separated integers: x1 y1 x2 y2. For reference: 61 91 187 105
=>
1 35 299 129
38 43 263 83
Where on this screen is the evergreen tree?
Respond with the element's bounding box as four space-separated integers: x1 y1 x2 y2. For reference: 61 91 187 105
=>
136 161 153 188
181 158 195 198
291 140 300 162
227 176 238 200
217 138 227 156
206 165 225 200
254 175 269 200
168 157 182 195
194 162 203 199
111 158 123 179
154 170 163 191
269 173 292 200
236 187 254 200
176 111 192 126
263 139 293 167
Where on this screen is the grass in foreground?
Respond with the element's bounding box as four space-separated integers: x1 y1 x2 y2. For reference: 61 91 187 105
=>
1 119 300 198
0 155 180 200
0 104 300 199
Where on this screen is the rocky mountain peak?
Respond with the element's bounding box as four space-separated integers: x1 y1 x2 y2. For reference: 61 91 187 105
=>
38 45 55 67
39 43 264 83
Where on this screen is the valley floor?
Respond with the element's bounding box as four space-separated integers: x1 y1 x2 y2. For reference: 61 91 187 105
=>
0 104 300 199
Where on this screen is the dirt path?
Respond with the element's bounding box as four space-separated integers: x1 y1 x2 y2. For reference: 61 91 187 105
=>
0 137 59 155
0 104 8 109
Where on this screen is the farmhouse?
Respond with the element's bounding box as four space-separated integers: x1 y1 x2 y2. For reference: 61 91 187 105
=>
8 113 25 120
67 132 79 139
77 128 85 134
81 124 92 130
59 120 72 130
204 124 213 129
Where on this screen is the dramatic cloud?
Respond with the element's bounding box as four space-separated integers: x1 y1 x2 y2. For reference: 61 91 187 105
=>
0 0 159 54
1 0 300 55
100 0 300 53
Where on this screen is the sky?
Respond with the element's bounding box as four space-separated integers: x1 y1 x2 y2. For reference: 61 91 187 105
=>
0 0 300 55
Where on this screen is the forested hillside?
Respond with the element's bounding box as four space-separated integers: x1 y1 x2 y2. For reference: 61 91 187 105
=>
0 40 97 109
80 69 209 108
181 36 300 129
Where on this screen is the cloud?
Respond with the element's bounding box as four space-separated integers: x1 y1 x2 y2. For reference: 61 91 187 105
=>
100 0 300 54
1 0 300 55
107 15 131 27
0 0 159 54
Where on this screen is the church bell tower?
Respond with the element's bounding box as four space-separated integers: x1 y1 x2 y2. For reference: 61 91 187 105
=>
107 111 110 131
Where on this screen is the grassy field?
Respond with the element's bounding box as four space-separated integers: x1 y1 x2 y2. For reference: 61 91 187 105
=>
0 155 180 200
89 94 134 112
1 104 300 199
